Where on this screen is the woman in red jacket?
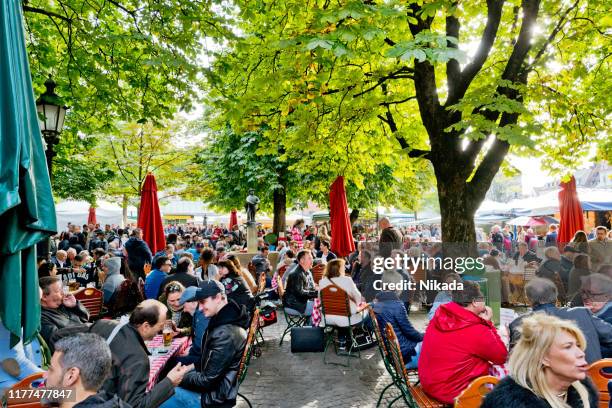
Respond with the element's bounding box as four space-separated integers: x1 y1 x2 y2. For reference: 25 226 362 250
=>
419 281 508 404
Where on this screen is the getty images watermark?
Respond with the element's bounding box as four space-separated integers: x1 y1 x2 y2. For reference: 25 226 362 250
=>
371 253 486 291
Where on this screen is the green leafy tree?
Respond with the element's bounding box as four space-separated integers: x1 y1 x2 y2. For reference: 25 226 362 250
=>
194 126 298 235
51 133 114 204
93 122 198 224
204 0 609 252
23 0 231 135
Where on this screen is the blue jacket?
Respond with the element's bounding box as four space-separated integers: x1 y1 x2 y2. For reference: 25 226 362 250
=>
373 292 423 361
144 269 167 299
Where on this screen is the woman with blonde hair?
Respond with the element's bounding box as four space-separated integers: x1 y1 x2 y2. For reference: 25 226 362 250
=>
482 313 598 408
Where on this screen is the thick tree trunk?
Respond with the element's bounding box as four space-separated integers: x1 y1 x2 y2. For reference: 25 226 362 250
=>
437 178 478 258
272 187 286 237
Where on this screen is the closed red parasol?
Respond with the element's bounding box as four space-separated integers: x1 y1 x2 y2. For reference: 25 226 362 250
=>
558 176 584 246
229 208 238 230
329 176 355 257
138 173 166 254
87 206 97 225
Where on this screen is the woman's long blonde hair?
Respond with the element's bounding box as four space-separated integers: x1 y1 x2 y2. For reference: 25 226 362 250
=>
510 314 590 408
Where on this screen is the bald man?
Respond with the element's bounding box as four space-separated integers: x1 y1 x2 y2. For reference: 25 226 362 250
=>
378 217 403 258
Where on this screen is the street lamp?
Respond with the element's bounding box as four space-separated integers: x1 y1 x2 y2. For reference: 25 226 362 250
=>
36 75 68 178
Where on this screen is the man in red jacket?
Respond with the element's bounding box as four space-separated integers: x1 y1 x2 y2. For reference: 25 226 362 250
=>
419 281 508 404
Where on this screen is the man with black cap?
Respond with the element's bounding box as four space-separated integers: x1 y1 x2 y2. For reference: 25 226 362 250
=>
160 280 250 408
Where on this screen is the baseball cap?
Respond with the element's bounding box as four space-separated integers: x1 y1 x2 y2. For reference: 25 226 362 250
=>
188 280 225 302
563 245 579 253
179 286 199 305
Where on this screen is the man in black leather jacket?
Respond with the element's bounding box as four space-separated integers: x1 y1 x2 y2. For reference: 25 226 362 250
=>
175 280 249 408
283 250 317 315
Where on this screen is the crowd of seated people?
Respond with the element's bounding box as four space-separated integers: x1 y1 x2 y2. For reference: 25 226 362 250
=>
4 220 612 408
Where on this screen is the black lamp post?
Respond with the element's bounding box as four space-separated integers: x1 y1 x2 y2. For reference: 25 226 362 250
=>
36 76 68 179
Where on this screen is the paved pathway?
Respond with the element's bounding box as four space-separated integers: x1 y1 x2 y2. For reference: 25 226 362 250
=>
236 310 429 408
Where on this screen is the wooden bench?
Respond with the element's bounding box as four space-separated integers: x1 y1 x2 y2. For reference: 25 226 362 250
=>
385 323 451 408
454 375 498 408
587 358 612 408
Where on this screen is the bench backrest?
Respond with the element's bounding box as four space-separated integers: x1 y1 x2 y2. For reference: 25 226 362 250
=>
587 358 612 408
5 372 44 407
238 308 260 385
384 323 411 385
320 285 351 318
454 375 499 408
74 287 103 318
311 264 325 284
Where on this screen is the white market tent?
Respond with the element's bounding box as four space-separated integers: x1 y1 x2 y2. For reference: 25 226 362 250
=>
55 200 137 229
508 188 612 216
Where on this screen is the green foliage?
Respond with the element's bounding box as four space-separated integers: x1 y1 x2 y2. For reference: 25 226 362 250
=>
203 0 609 220
52 132 114 204
193 126 295 213
91 121 198 206
23 0 231 135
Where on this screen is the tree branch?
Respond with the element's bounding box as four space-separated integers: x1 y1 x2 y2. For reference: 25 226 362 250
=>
23 5 71 22
446 0 505 106
502 0 541 82
525 0 580 72
408 3 441 138
445 14 461 95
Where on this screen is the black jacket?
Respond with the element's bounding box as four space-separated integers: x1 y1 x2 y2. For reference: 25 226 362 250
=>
124 237 153 272
283 265 317 314
40 303 89 353
379 227 403 258
180 299 249 407
90 320 174 408
220 275 255 313
481 376 598 408
74 392 132 407
509 303 612 363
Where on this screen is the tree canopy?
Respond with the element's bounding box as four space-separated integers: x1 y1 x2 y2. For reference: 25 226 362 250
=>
23 0 230 135
202 0 610 244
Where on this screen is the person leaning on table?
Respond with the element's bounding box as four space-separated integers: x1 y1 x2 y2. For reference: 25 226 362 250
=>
89 299 194 408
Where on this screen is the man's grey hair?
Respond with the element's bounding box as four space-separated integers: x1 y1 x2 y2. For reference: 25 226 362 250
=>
525 277 558 306
543 246 560 260
581 273 612 297
54 333 112 392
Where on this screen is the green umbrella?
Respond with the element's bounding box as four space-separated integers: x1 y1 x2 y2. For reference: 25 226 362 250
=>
0 0 57 345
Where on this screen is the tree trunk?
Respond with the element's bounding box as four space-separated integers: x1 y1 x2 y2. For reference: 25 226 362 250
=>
272 186 286 237
437 177 478 258
350 209 359 225
122 194 128 227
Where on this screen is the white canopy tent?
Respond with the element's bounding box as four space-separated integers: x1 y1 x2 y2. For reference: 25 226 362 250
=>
55 200 137 229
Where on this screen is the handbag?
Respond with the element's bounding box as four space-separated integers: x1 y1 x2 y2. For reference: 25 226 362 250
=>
290 327 325 353
350 325 376 351
259 305 278 327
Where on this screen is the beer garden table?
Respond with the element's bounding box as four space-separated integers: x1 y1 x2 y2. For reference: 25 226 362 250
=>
146 335 191 391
